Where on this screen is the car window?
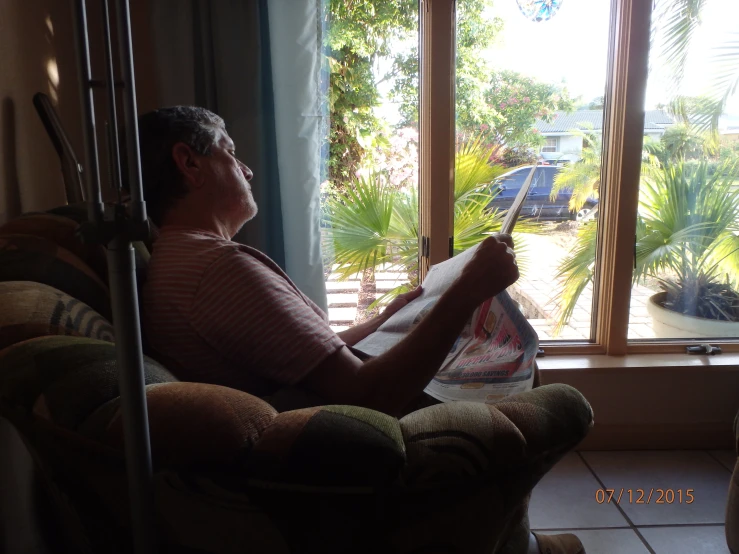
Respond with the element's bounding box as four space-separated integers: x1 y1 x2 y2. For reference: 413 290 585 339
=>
497 170 528 189
532 168 547 188
495 166 561 191
543 167 559 190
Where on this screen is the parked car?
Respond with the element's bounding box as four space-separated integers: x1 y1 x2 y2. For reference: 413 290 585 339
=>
487 165 598 222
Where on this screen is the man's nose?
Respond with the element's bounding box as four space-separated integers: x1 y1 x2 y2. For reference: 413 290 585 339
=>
242 164 254 181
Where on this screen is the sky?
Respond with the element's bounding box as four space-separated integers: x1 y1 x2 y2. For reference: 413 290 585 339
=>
481 0 739 114
376 0 739 123
482 0 611 104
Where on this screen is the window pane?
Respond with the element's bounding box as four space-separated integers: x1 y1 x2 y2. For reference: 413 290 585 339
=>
628 0 739 341
454 0 612 342
320 1 420 332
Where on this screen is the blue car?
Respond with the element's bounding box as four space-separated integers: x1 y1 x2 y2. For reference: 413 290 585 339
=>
487 165 598 222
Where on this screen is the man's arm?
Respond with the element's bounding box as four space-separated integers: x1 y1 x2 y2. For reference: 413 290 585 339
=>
302 236 518 416
336 287 423 346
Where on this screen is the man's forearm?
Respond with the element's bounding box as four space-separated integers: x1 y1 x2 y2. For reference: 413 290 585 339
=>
356 286 476 415
336 313 387 346
302 237 517 416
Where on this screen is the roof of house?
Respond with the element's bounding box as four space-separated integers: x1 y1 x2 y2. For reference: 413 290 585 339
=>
535 109 674 134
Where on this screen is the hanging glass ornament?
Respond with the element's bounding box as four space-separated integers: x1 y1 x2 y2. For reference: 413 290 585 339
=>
516 0 563 22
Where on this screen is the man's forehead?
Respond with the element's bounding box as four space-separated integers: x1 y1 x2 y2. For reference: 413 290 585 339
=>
215 130 234 148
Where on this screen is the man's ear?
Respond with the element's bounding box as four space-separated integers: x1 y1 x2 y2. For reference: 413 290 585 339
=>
171 142 204 189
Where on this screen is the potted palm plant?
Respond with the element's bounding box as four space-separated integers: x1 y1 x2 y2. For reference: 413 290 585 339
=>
639 161 739 337
554 159 739 337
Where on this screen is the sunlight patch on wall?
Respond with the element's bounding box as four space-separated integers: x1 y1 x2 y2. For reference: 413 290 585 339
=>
46 57 59 105
44 14 54 45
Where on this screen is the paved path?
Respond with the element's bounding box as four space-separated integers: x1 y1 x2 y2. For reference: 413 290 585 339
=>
326 233 659 340
326 265 408 333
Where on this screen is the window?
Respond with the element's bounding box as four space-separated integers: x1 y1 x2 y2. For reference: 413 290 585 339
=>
453 0 611 343
541 137 559 152
420 0 739 355
320 1 420 332
322 0 739 355
626 0 739 344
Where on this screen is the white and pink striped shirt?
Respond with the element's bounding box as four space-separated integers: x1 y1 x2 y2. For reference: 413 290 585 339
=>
142 226 344 396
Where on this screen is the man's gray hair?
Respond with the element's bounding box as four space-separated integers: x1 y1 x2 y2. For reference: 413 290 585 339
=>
137 106 226 225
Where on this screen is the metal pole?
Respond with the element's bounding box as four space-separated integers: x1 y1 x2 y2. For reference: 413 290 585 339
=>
100 0 123 195
72 0 104 225
115 0 147 224
72 0 157 551
107 233 157 554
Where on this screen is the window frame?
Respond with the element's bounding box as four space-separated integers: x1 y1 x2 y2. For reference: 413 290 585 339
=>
418 0 739 356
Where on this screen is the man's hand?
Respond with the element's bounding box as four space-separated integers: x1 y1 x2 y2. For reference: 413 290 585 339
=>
336 286 423 346
496 232 514 250
381 286 423 321
451 235 519 310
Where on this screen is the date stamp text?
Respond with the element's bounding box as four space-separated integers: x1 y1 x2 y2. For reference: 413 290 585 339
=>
595 489 694 504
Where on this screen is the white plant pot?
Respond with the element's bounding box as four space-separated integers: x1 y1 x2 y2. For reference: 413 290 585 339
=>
647 291 739 338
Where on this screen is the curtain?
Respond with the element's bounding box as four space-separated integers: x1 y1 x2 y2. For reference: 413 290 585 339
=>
147 0 328 310
265 0 328 310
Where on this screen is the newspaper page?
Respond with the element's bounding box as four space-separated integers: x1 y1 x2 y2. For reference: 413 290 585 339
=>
354 242 538 404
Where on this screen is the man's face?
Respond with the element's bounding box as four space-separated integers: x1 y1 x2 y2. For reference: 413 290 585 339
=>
201 129 258 223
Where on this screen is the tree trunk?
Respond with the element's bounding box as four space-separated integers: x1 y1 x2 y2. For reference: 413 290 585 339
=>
354 267 377 325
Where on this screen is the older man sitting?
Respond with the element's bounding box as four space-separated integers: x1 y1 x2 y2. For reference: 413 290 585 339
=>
138 106 590 554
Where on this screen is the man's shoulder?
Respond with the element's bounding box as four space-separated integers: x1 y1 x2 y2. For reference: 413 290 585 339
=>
151 228 244 265
145 228 239 290
153 229 287 286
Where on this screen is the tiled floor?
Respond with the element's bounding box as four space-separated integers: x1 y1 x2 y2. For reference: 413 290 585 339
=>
529 450 736 553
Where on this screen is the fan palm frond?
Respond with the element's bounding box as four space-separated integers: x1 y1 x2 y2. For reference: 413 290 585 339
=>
322 172 397 279
550 129 603 211
552 221 598 334
554 159 739 328
655 0 708 92
455 136 506 202
655 0 738 134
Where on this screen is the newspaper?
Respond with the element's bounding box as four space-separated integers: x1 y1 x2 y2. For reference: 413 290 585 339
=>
354 243 539 404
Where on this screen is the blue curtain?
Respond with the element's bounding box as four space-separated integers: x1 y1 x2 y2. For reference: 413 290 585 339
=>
149 0 329 310
264 0 328 311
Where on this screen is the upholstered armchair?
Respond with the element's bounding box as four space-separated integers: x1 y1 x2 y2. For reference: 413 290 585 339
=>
0 211 593 553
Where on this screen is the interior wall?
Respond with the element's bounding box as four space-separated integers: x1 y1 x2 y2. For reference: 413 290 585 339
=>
0 0 81 223
0 0 158 224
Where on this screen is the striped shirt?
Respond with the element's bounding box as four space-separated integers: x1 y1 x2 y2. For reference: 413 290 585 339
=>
142 226 344 396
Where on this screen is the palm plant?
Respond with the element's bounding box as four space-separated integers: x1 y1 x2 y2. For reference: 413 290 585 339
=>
636 161 739 320
549 128 602 213
655 0 739 134
321 172 397 281
322 138 517 319
550 128 663 217
553 159 739 331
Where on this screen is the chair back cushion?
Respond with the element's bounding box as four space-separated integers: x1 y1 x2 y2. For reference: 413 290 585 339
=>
0 234 111 320
0 281 114 351
45 203 89 224
0 214 108 281
0 335 278 472
0 336 175 431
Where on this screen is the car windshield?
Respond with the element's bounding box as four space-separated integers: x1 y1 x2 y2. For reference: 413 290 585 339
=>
495 167 557 190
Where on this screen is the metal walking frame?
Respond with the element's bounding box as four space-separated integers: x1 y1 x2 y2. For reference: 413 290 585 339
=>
71 0 156 551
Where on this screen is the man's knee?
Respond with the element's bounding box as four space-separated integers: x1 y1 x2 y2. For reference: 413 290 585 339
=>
495 384 594 451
